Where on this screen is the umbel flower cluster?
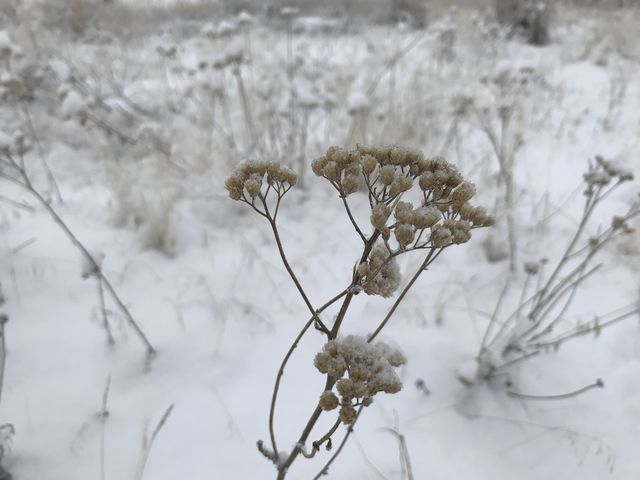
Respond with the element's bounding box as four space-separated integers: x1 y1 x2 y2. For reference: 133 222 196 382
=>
356 245 400 298
583 155 634 188
225 160 298 202
314 335 406 425
310 145 494 298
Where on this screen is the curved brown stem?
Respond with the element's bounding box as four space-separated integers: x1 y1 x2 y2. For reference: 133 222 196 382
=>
312 406 364 479
368 247 441 342
266 212 330 335
268 288 349 460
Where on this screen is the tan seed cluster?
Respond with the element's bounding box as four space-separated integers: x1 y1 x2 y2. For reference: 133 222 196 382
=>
585 155 634 187
319 390 340 411
311 146 362 195
611 215 633 233
314 335 406 424
357 245 401 297
225 160 297 201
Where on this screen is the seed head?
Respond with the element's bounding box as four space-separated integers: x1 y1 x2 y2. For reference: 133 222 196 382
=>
371 203 392 232
430 225 452 248
319 391 339 411
412 206 440 229
451 182 476 204
395 223 415 248
379 165 396 186
361 154 378 175
389 175 413 197
339 404 357 425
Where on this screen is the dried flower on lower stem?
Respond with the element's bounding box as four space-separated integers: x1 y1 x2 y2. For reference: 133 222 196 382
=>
314 335 406 424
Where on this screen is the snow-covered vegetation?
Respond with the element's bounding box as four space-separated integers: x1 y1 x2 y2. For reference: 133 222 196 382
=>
1 0 640 479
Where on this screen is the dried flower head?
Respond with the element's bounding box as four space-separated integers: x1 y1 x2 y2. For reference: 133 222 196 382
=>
319 391 339 411
314 335 406 424
358 245 401 297
371 203 392 236
524 261 539 275
224 160 297 203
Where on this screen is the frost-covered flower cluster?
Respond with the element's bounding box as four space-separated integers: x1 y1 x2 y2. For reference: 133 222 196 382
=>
583 155 634 188
356 245 401 297
312 145 494 253
224 160 298 202
309 145 494 297
314 335 406 425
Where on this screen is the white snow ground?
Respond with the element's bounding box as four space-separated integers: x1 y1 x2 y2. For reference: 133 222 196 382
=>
1 3 640 480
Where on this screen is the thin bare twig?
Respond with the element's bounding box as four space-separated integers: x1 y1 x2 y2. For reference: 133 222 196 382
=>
313 406 364 479
99 375 111 480
137 404 174 480
2 155 155 356
506 379 604 401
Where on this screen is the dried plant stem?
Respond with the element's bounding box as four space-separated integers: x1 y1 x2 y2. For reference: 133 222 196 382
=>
506 379 603 401
480 279 510 350
99 375 111 480
313 406 364 479
266 216 329 335
340 194 366 243
233 67 256 144
3 158 155 356
474 105 518 272
0 194 33 211
381 422 414 480
137 404 174 480
368 247 442 342
276 390 329 479
268 288 349 459
97 276 115 346
302 419 341 458
529 188 599 316
23 106 62 203
535 304 640 349
0 316 7 405
278 239 442 476
273 231 380 477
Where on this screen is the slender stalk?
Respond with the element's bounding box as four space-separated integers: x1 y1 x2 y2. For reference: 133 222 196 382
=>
137 404 174 480
309 419 341 455
0 316 7 405
268 288 349 459
329 231 380 338
99 375 111 480
506 379 603 401
97 276 115 346
6 158 155 355
534 306 640 349
313 406 364 479
23 106 62 203
276 383 331 480
480 279 510 349
339 194 366 243
266 215 329 335
528 187 600 318
232 67 256 144
368 248 440 342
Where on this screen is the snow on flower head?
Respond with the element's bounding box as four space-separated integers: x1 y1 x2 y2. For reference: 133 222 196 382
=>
314 335 406 424
224 160 297 201
357 245 401 298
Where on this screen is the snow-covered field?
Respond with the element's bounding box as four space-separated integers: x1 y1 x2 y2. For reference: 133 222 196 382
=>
1 2 640 479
